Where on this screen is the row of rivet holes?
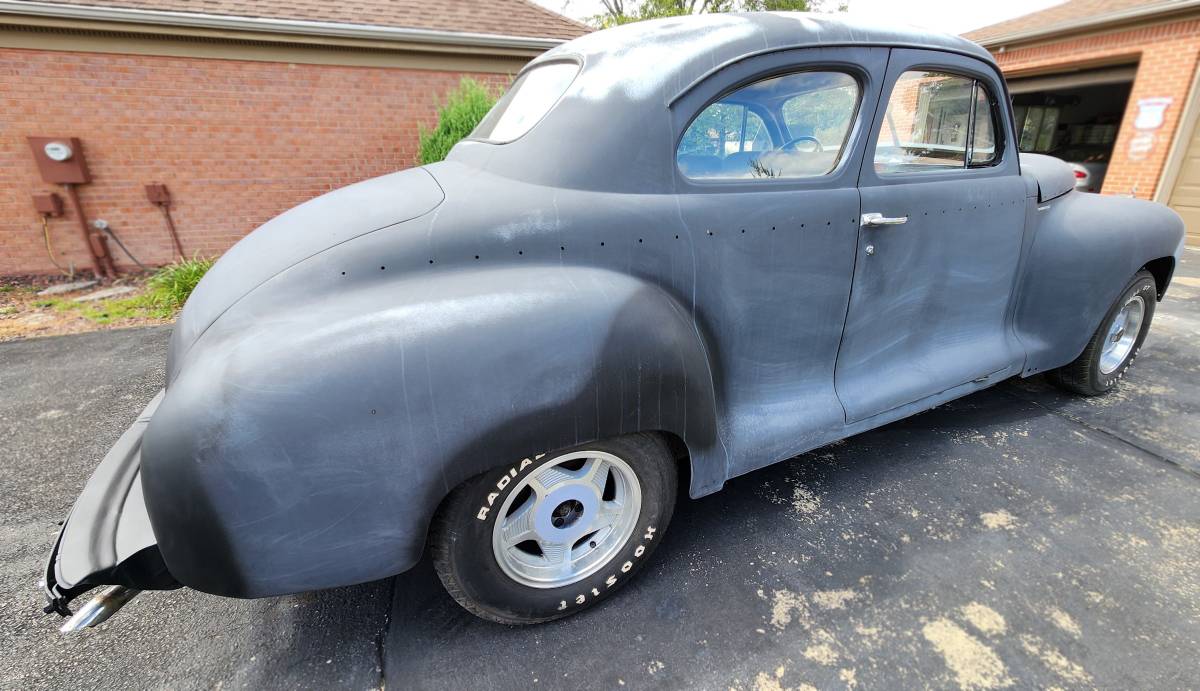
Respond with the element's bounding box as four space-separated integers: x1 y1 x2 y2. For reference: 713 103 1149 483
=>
345 200 1020 271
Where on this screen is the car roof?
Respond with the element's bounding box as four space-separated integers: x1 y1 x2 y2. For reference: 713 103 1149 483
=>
447 12 998 194
533 12 994 104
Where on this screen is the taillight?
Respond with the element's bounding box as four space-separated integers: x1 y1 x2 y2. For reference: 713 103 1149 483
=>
1074 170 1087 179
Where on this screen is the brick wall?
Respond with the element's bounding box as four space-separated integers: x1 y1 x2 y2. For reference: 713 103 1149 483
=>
990 18 1200 199
0 47 508 275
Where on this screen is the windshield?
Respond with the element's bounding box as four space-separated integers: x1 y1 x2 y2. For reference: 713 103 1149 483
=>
471 61 579 143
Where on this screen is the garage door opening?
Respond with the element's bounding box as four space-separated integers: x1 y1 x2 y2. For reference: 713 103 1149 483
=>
1008 65 1137 193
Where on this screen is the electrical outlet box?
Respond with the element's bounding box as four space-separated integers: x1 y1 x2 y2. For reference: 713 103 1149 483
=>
145 183 171 205
27 136 90 184
33 193 64 216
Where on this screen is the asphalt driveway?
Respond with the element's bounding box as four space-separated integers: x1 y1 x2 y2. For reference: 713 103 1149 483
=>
2 251 1198 690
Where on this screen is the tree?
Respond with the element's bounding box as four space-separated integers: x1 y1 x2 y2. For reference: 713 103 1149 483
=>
593 0 843 28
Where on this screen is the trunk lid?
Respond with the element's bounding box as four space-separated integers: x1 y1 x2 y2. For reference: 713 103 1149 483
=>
167 167 445 380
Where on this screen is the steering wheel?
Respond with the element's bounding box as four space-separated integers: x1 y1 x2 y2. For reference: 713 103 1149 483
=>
781 135 823 153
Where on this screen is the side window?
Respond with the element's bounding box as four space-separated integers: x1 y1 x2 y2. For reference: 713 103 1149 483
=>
677 104 772 159
874 70 1002 174
677 71 860 180
782 80 859 154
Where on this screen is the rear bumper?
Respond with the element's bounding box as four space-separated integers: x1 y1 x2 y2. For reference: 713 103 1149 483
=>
43 390 178 615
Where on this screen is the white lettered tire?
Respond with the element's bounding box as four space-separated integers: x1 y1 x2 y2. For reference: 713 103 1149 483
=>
1048 270 1157 396
430 433 677 624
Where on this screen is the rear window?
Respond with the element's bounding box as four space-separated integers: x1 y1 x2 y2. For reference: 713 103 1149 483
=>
471 62 579 143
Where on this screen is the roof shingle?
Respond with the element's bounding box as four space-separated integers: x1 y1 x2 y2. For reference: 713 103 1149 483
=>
965 0 1194 45
20 0 591 40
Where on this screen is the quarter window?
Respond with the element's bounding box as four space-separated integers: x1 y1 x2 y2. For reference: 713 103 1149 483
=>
874 71 1002 174
677 71 860 180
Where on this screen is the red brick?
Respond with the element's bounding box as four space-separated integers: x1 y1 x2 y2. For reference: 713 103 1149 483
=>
1 47 508 275
986 19 1200 200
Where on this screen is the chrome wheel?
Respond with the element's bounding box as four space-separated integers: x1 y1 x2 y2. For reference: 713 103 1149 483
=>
1099 294 1145 375
491 451 642 589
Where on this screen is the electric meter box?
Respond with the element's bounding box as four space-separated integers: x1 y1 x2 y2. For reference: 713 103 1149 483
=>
27 136 91 184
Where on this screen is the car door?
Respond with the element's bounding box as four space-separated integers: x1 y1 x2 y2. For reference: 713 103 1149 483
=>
834 49 1026 423
668 46 887 471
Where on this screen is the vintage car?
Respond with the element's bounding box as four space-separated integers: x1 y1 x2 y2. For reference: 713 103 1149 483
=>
44 13 1185 630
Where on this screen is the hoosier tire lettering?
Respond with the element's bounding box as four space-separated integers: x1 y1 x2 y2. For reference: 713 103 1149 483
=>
557 524 657 612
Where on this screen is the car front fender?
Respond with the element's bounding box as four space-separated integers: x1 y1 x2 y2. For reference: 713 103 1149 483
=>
141 265 719 598
1014 191 1185 375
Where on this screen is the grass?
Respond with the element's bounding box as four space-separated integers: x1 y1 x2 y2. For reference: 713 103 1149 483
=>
137 256 214 316
29 257 214 325
79 298 152 324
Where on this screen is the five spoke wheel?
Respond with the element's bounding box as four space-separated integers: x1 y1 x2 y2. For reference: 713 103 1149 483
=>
431 433 676 624
491 452 641 589
1099 294 1145 375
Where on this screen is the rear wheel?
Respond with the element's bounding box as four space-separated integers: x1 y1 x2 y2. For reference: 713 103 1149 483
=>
430 433 677 624
1048 270 1157 396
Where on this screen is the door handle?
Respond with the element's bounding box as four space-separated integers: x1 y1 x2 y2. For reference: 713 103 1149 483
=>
861 212 908 227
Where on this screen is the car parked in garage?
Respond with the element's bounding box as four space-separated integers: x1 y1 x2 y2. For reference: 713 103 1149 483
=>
43 12 1186 631
1054 145 1112 193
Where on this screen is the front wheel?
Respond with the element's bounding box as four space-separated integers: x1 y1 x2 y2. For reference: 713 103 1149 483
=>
430 433 677 624
1048 269 1157 396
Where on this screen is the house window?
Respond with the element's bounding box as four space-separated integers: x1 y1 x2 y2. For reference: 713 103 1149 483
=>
1012 105 1061 152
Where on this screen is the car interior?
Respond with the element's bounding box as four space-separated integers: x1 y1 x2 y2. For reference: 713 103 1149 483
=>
674 67 1005 181
676 70 859 180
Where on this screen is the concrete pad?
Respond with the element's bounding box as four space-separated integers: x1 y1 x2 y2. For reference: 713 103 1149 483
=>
36 280 97 296
71 286 136 302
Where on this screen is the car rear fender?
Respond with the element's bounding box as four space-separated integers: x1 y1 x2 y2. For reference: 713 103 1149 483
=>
43 390 180 614
141 265 721 598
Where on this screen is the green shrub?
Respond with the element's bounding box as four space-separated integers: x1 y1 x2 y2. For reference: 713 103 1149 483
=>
417 78 501 165
137 256 214 315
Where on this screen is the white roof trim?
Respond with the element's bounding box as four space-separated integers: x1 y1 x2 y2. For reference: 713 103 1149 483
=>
973 0 1200 47
1006 64 1138 92
0 0 567 50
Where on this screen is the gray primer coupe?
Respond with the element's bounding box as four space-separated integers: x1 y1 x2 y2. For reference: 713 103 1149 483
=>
44 13 1185 628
